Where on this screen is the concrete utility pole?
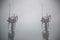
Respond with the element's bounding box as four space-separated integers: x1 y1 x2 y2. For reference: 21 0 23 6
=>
41 14 51 40
7 4 18 40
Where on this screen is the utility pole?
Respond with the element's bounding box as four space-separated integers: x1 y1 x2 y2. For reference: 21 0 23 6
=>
41 14 51 40
7 4 18 40
41 4 51 40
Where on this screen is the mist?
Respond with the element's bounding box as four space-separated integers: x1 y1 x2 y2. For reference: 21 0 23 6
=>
0 0 60 40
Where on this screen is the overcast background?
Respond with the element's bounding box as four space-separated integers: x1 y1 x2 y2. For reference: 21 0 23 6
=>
0 0 60 40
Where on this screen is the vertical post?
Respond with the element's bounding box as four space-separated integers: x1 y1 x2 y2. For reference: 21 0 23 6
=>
8 4 11 40
7 4 18 40
11 23 15 40
7 15 18 40
45 23 48 40
41 15 51 40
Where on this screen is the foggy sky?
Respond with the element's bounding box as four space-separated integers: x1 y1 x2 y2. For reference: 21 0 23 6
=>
0 0 60 40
